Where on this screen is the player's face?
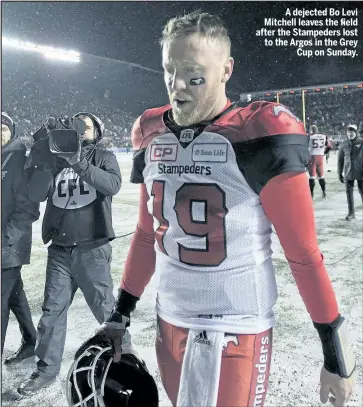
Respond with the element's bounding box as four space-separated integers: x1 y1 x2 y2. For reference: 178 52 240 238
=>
163 33 233 126
80 117 96 141
1 124 11 146
347 130 356 140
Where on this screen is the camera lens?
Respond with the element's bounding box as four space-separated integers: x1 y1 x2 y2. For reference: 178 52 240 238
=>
49 130 79 153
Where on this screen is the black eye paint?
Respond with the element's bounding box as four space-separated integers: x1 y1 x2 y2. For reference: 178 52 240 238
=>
190 77 205 86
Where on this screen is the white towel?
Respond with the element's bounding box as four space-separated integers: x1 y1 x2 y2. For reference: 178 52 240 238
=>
176 329 225 407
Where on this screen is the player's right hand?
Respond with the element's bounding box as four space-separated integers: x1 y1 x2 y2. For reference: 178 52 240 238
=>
74 311 129 362
99 311 130 362
75 289 139 362
320 366 355 407
339 174 345 183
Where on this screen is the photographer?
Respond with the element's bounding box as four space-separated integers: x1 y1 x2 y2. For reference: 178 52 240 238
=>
18 113 121 396
338 124 363 221
2 112 39 361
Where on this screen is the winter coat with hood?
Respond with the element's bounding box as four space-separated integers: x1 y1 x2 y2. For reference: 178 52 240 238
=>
2 135 40 269
338 135 363 180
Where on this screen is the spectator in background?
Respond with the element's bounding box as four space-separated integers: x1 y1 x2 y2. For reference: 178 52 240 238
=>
1 112 40 362
18 113 121 396
338 124 363 221
325 136 333 163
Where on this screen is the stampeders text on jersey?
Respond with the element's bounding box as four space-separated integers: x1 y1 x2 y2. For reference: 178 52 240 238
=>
158 163 212 176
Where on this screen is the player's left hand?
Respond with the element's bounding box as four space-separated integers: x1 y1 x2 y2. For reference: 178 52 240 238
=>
320 366 355 407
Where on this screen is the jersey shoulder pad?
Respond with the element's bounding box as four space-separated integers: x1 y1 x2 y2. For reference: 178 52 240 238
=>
131 105 171 150
210 101 307 143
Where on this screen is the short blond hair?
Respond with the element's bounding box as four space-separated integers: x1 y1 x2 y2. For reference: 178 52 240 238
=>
159 10 231 57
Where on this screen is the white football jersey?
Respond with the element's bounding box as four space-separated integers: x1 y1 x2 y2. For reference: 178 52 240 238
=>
142 131 277 334
132 102 308 334
309 133 327 155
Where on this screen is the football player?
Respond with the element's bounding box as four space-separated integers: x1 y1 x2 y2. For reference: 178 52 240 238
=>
79 11 356 407
308 125 330 198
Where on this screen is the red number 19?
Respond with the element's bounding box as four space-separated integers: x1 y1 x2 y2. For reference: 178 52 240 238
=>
151 181 228 267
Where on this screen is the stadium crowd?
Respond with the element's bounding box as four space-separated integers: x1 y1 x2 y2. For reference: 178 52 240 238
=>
2 80 135 150
277 89 363 139
2 75 362 150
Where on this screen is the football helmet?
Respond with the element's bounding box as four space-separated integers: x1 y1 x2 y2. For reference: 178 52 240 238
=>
66 344 158 407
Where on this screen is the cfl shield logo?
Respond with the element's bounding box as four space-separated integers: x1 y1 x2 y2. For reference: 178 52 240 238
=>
150 144 178 162
52 168 97 209
272 105 301 122
180 129 195 143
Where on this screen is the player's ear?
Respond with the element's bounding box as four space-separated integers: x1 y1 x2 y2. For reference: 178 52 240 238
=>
221 57 234 83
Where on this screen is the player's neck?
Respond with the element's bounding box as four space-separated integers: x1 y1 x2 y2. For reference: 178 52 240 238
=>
204 95 229 122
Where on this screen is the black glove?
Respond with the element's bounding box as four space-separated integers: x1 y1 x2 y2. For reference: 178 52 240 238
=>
28 137 57 173
32 124 49 142
75 289 139 362
314 314 356 378
339 174 345 183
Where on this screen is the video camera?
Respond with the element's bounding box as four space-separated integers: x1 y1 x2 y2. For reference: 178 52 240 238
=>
33 116 86 155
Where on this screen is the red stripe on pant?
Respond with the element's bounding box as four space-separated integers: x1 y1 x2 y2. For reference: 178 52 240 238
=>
156 316 273 407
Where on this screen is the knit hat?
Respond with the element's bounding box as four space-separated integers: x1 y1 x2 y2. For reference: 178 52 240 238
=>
1 112 15 138
347 124 358 133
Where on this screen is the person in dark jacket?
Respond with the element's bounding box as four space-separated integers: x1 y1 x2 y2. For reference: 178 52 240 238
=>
338 124 363 221
18 113 121 396
1 112 40 361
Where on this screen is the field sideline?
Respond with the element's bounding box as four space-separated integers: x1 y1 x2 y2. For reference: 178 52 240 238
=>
2 152 362 406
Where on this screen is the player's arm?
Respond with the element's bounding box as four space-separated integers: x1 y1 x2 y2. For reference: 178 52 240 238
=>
261 172 339 322
240 102 355 381
109 182 156 347
75 115 156 362
261 173 356 381
119 115 157 299
119 183 156 297
75 183 156 363
111 115 157 334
